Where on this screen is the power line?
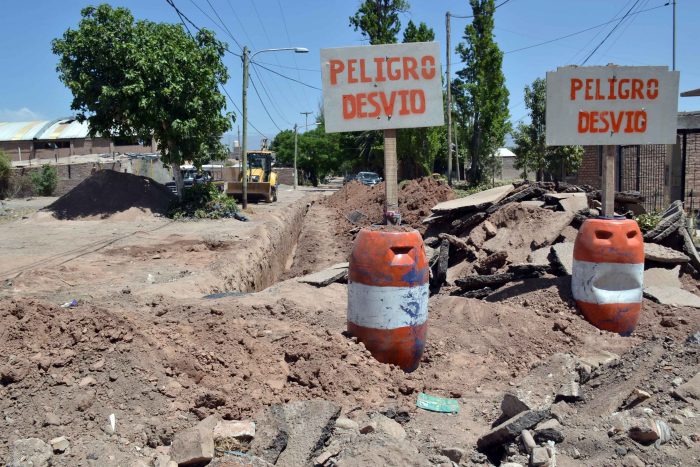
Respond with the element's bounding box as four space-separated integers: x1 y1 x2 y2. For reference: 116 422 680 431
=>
567 0 637 63
164 0 242 57
599 0 651 59
581 0 643 65
450 0 514 19
221 85 268 139
504 2 669 55
276 0 311 110
249 74 283 132
251 65 293 125
251 62 322 91
203 0 243 51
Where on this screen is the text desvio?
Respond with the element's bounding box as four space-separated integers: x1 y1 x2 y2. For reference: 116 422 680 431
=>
570 77 660 135
328 55 437 120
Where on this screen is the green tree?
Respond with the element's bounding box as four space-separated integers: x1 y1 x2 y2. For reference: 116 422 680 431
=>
456 0 510 184
31 165 58 196
513 78 582 180
0 151 11 198
349 0 409 45
52 4 232 198
398 20 442 176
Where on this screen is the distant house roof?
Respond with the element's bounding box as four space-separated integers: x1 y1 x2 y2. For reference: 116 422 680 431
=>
681 88 700 97
0 118 91 141
493 147 517 158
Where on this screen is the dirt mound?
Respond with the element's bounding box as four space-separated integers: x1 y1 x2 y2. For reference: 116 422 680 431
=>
46 170 174 220
323 177 454 234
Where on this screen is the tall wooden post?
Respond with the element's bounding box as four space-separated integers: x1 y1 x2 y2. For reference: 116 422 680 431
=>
445 12 453 185
602 145 616 216
241 46 249 209
384 129 399 225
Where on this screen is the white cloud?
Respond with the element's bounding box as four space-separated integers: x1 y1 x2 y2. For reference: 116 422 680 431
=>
0 107 44 122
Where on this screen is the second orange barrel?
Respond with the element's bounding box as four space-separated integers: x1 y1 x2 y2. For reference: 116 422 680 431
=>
572 217 644 336
347 226 429 372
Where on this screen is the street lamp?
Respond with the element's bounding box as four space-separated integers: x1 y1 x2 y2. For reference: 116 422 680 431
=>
241 46 308 208
293 119 321 189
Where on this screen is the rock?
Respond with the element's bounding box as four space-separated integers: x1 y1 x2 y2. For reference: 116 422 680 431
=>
11 438 52 467
213 420 256 442
557 225 580 242
644 242 689 263
44 413 60 426
556 381 582 402
477 410 550 450
249 400 340 466
612 413 671 445
154 454 178 467
530 446 550 466
533 419 564 444
432 239 449 287
672 372 700 407
501 353 577 418
501 463 525 467
625 388 651 407
520 430 536 454
170 427 215 466
208 454 272 466
455 273 515 291
371 414 406 441
75 390 96 411
483 220 498 238
687 331 700 345
643 266 681 289
432 184 514 214
78 376 97 387
334 417 359 432
50 436 70 454
622 453 645 467
359 421 376 434
459 287 494 299
474 251 508 275
551 242 575 276
577 350 619 370
644 286 700 308
440 447 464 463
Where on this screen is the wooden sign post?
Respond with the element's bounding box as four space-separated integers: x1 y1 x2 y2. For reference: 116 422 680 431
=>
602 145 616 216
320 42 444 225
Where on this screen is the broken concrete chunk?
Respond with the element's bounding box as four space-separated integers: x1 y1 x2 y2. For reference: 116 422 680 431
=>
371 413 406 441
477 410 550 450
556 381 582 402
643 266 681 289
520 430 536 454
528 246 553 268
11 438 53 467
474 251 508 275
49 436 70 454
577 350 619 370
501 353 577 419
644 242 690 264
432 184 514 214
213 420 256 442
483 220 498 238
297 266 348 287
672 372 700 407
530 446 550 466
170 427 215 466
334 417 359 432
643 286 700 308
551 243 574 276
558 193 589 214
250 400 340 466
533 419 565 444
625 388 651 408
455 273 515 291
440 447 464 463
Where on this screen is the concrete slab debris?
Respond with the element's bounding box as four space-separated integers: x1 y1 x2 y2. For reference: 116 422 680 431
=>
170 427 215 466
558 193 589 214
644 242 690 264
643 286 700 308
476 410 550 450
297 266 348 287
551 242 575 276
643 266 681 289
521 200 545 208
431 184 514 214
528 246 552 268
672 372 700 407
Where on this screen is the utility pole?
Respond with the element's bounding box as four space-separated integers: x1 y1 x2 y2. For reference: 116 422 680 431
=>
446 12 453 186
241 46 249 209
293 123 298 190
672 0 676 71
300 111 312 131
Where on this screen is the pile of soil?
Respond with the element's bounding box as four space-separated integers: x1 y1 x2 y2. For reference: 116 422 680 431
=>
46 170 174 220
324 176 454 234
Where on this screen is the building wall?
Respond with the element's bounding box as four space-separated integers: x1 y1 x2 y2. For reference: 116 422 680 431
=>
12 161 125 196
496 156 520 181
577 146 601 188
1 137 153 162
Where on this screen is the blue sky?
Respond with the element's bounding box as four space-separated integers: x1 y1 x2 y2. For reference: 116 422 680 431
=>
1 0 699 145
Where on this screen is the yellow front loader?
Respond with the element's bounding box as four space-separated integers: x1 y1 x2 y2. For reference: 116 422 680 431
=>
224 151 278 203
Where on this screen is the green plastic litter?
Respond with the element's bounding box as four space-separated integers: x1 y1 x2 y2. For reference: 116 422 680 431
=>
416 392 460 413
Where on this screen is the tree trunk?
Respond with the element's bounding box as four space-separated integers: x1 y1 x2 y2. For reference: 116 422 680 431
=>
172 165 184 201
469 120 481 183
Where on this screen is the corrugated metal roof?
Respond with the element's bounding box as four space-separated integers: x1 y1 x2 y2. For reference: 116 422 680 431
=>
0 117 90 141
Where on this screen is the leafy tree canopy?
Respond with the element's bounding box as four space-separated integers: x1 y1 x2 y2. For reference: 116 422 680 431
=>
52 4 233 195
349 0 410 45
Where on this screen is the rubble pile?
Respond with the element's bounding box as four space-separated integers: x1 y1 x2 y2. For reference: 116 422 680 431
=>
420 181 700 304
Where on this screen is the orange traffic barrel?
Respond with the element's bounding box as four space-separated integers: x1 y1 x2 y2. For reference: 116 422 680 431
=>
572 217 644 336
347 226 429 372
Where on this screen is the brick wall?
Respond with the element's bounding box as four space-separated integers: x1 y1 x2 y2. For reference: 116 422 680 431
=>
683 133 700 211
577 146 601 188
275 167 296 186
12 161 125 197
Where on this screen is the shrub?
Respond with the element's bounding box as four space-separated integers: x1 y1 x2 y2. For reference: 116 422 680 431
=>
30 164 58 196
0 151 11 199
168 183 239 219
635 212 661 233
